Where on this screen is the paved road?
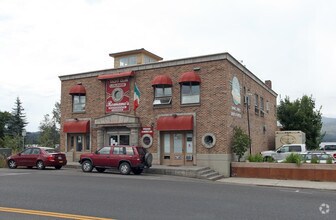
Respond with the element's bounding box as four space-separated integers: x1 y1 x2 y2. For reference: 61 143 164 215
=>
0 168 335 220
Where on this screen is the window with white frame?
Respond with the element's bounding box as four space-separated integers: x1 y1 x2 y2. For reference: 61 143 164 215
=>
119 55 137 67
181 82 200 104
73 95 86 112
260 97 264 116
153 85 172 105
144 55 156 64
254 94 259 115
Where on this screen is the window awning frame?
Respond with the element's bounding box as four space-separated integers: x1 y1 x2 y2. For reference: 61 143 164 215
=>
178 71 201 83
152 75 173 86
63 120 90 133
157 115 193 131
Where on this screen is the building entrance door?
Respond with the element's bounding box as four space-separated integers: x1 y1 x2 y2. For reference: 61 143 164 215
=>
161 132 186 166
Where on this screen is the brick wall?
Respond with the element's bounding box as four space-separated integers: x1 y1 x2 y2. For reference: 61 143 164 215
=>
60 57 277 158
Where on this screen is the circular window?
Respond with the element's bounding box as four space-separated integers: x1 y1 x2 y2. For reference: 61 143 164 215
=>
141 134 153 148
112 88 123 102
202 133 216 149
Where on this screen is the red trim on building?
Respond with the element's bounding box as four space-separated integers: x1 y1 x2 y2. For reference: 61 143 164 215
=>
157 115 193 131
97 71 134 80
178 71 201 83
152 75 173 86
69 83 86 95
63 120 90 133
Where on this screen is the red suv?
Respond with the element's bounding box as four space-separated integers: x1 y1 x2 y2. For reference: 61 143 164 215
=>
79 145 152 175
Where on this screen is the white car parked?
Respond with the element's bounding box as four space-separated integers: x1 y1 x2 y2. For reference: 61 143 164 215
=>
319 142 336 159
261 144 307 162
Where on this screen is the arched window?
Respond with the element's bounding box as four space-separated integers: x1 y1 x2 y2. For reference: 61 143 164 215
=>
179 72 201 104
69 83 86 112
152 75 173 105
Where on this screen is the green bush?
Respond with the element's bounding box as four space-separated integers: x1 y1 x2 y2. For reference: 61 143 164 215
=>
247 153 264 162
326 157 333 164
231 127 251 162
0 155 6 168
265 157 275 163
284 153 302 166
310 156 319 164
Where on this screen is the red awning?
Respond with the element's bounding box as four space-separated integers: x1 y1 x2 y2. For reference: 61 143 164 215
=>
157 115 193 131
178 71 201 83
152 75 173 86
63 120 90 133
69 83 86 95
97 71 134 80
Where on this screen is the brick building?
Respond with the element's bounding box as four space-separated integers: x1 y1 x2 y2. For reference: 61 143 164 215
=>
59 48 277 177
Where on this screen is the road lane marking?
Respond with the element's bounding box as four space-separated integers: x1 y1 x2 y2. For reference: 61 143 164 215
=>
0 207 115 220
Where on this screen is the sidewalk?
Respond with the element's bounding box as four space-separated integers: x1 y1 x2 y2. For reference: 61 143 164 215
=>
217 177 336 191
66 162 336 191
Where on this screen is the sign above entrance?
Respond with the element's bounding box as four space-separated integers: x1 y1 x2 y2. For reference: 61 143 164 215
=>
106 78 130 112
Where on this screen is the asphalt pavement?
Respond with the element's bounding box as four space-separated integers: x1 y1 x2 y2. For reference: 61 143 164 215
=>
67 162 336 191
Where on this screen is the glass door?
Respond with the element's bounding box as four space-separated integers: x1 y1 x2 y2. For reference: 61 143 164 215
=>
172 133 184 166
109 134 130 146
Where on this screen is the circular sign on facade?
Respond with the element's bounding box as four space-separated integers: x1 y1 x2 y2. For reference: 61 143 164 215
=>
231 76 241 105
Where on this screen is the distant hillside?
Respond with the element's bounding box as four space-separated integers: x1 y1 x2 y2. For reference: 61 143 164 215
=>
322 117 336 141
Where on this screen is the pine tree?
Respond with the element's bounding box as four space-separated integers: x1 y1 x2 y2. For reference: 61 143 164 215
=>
8 97 28 136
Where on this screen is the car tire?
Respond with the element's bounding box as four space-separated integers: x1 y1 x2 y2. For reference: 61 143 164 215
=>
81 160 93 172
96 167 106 173
119 162 131 175
36 161 45 170
145 152 153 167
55 166 62 170
8 160 17 169
132 168 143 175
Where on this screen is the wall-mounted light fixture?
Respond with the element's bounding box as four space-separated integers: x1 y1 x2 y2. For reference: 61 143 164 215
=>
193 67 201 71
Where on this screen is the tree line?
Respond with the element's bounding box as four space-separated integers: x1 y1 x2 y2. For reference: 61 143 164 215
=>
0 97 60 151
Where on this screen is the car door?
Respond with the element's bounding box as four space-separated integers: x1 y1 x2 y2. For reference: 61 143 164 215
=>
274 146 290 161
27 148 41 166
17 148 33 166
92 147 111 167
110 146 122 167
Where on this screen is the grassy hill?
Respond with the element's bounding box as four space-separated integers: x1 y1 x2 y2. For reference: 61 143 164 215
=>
322 117 336 141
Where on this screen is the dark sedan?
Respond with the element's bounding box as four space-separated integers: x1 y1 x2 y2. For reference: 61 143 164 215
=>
7 147 67 170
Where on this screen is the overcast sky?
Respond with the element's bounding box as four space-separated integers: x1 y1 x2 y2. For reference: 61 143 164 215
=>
1 0 335 132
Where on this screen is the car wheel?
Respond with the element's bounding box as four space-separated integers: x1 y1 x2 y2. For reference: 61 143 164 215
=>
81 160 93 172
119 162 131 175
132 168 143 175
96 167 106 173
36 161 45 170
55 166 62 170
8 160 17 169
145 152 153 167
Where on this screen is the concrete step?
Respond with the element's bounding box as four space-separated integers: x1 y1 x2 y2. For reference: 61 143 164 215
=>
197 168 224 181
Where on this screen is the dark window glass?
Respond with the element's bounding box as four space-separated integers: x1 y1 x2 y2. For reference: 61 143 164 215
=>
98 147 111 155
73 95 86 112
181 82 200 104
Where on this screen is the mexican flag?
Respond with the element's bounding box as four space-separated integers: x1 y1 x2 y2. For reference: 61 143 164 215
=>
134 83 140 111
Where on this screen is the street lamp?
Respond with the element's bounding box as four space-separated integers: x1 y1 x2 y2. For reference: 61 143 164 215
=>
22 129 26 149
